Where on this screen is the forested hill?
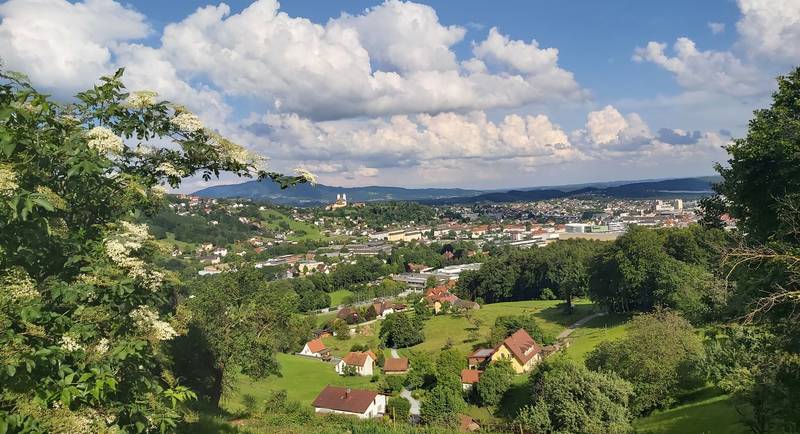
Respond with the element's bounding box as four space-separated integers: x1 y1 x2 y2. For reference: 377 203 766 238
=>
193 176 719 205
426 176 720 204
192 180 483 205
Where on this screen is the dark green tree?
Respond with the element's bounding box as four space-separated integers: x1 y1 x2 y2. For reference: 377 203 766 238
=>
476 359 514 407
515 358 633 434
585 309 704 415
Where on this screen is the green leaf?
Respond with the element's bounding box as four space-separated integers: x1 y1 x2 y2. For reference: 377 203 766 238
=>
6 365 15 377
32 197 54 212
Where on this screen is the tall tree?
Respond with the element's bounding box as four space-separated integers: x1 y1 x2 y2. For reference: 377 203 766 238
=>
0 70 304 432
585 309 705 415
515 358 633 434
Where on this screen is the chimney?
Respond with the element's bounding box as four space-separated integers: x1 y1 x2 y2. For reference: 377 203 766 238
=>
345 388 351 399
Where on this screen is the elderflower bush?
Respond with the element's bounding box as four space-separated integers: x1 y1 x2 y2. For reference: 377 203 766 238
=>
0 68 308 433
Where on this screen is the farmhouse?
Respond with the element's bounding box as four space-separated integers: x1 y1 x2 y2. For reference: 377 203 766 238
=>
490 329 543 373
312 386 386 419
368 300 396 319
299 339 329 358
460 369 481 391
336 351 377 376
383 357 409 375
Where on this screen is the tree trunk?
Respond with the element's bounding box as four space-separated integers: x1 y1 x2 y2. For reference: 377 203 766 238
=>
210 365 225 409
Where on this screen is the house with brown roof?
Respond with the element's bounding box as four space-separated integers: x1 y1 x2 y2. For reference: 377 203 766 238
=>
490 329 543 373
299 339 330 358
368 300 397 319
383 357 409 375
337 307 360 324
336 351 377 376
460 369 481 391
312 386 386 419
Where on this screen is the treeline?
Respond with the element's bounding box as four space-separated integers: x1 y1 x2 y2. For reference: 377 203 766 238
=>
387 240 483 270
146 207 256 245
319 201 438 229
456 226 731 322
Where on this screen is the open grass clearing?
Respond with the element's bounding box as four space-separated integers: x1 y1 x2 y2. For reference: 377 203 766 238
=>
634 387 747 434
222 353 376 412
409 299 597 355
328 289 352 307
561 313 630 362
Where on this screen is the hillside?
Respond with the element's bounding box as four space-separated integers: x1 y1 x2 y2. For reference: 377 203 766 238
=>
193 180 483 205
193 176 719 205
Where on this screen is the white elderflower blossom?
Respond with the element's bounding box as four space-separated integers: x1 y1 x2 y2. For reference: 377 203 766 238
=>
140 270 164 292
104 222 165 291
3 269 39 301
119 221 151 242
130 305 178 341
59 334 84 352
156 162 184 178
85 126 123 155
94 338 110 355
150 185 167 199
134 144 155 156
0 164 19 198
35 186 67 210
125 90 157 109
170 112 204 133
294 168 317 185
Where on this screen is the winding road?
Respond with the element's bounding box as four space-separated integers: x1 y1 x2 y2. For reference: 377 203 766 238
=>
391 348 421 419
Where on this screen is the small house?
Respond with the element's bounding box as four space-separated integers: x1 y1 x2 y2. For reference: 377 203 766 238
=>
336 351 377 376
312 386 386 419
460 369 481 391
300 339 329 358
383 357 409 375
490 329 543 373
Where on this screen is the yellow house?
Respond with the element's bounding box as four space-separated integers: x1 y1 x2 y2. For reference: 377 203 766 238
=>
490 329 543 374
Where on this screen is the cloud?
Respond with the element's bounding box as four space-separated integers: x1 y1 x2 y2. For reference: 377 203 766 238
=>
633 37 765 97
241 110 580 168
332 0 465 72
736 0 800 62
708 22 726 34
0 0 149 95
157 0 584 120
573 105 727 159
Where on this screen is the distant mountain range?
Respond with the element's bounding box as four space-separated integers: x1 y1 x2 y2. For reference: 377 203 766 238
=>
192 176 720 206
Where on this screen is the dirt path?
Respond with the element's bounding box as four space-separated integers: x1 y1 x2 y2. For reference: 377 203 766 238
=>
557 312 607 340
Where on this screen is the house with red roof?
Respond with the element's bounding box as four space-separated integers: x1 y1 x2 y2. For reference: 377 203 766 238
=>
335 351 377 376
460 369 482 391
489 329 543 373
299 339 330 358
383 357 409 375
312 386 386 419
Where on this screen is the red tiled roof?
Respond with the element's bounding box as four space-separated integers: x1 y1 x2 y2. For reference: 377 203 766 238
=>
312 386 379 414
306 339 327 353
342 351 376 367
500 329 542 364
461 369 482 384
383 357 409 372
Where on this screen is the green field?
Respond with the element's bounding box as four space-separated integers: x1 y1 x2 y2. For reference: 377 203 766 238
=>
259 210 325 242
222 353 375 412
561 313 629 362
321 321 382 357
634 389 747 434
409 299 597 354
328 289 353 307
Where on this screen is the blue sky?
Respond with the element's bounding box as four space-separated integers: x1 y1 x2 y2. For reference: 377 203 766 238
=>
1 0 797 190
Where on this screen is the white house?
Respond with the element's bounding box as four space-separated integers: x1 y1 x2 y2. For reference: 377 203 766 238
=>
312 386 386 419
299 339 329 358
335 351 376 376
